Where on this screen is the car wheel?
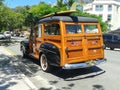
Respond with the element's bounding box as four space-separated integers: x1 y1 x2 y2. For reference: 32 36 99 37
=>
110 47 114 50
21 46 27 58
40 54 51 72
103 44 106 49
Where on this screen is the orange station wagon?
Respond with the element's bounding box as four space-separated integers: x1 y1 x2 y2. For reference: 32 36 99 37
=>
20 11 106 72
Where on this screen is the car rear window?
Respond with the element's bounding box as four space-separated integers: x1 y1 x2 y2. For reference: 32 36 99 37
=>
66 24 82 34
103 35 112 40
114 35 120 41
84 25 99 33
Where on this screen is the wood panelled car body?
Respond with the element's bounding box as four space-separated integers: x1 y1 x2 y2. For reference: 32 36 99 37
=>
20 11 106 72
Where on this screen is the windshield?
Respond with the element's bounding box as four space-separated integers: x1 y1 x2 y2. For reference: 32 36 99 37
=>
66 24 82 34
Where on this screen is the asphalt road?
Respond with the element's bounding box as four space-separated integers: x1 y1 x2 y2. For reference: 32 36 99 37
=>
7 42 120 90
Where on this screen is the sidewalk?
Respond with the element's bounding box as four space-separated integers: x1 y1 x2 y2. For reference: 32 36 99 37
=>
0 46 36 90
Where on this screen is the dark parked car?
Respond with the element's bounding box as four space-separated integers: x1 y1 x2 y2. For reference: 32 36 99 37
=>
4 31 11 38
0 32 5 39
103 33 120 50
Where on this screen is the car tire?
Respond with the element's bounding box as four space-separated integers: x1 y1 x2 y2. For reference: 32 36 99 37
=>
110 47 114 50
103 44 106 49
40 54 52 72
21 46 27 58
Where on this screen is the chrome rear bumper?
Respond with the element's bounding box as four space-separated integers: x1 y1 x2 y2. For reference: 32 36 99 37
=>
62 58 107 69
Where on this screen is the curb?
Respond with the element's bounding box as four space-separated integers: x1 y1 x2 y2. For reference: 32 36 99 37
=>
1 46 38 90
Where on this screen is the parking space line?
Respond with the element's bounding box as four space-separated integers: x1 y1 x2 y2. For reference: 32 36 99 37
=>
21 74 38 90
3 46 17 56
34 75 57 90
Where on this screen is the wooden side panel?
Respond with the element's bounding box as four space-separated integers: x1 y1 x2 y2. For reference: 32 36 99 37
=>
64 35 104 64
87 36 104 59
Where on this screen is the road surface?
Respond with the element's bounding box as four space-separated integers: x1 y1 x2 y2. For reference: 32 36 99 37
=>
6 43 120 90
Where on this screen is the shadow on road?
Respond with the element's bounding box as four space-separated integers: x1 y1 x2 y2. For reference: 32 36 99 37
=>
0 39 16 46
15 55 105 81
50 66 105 81
0 53 41 90
0 53 106 90
93 84 105 90
0 54 21 90
13 55 41 77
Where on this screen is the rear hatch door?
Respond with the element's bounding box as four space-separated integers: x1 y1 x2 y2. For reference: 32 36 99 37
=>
64 23 104 64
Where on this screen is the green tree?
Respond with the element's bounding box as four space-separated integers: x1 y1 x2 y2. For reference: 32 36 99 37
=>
57 0 64 7
0 5 25 32
12 6 30 28
0 0 4 5
28 2 64 26
29 2 51 17
0 1 108 33
0 5 11 32
56 0 67 10
67 0 75 9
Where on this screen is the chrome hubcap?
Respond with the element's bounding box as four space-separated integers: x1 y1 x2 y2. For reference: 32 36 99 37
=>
41 55 48 71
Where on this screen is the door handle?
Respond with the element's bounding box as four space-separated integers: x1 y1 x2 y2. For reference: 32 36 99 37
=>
84 35 86 39
37 40 42 43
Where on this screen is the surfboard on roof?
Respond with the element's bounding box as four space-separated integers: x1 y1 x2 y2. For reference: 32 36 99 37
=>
42 10 77 18
37 10 98 24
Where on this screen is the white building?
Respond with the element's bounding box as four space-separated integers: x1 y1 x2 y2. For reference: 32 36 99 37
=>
83 0 120 30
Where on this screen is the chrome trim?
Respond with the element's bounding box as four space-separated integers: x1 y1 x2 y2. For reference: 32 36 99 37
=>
62 58 107 69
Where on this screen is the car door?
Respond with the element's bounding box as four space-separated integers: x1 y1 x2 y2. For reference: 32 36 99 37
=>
29 24 43 58
113 35 120 48
34 24 43 56
83 23 104 60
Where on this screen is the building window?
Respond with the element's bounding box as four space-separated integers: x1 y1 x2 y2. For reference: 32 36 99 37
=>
108 5 112 11
107 14 111 21
95 5 103 11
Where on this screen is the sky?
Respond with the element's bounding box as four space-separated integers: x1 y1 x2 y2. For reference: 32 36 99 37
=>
4 0 56 8
4 0 120 8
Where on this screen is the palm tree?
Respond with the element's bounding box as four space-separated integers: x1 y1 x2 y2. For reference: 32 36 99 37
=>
68 0 75 7
57 0 64 7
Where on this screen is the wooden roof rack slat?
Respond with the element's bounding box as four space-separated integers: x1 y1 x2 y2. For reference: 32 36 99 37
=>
42 10 77 19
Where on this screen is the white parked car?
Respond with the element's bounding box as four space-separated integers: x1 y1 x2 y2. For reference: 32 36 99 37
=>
4 31 11 38
0 33 5 39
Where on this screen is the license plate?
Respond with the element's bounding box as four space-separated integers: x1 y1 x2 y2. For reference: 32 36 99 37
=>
86 60 96 67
